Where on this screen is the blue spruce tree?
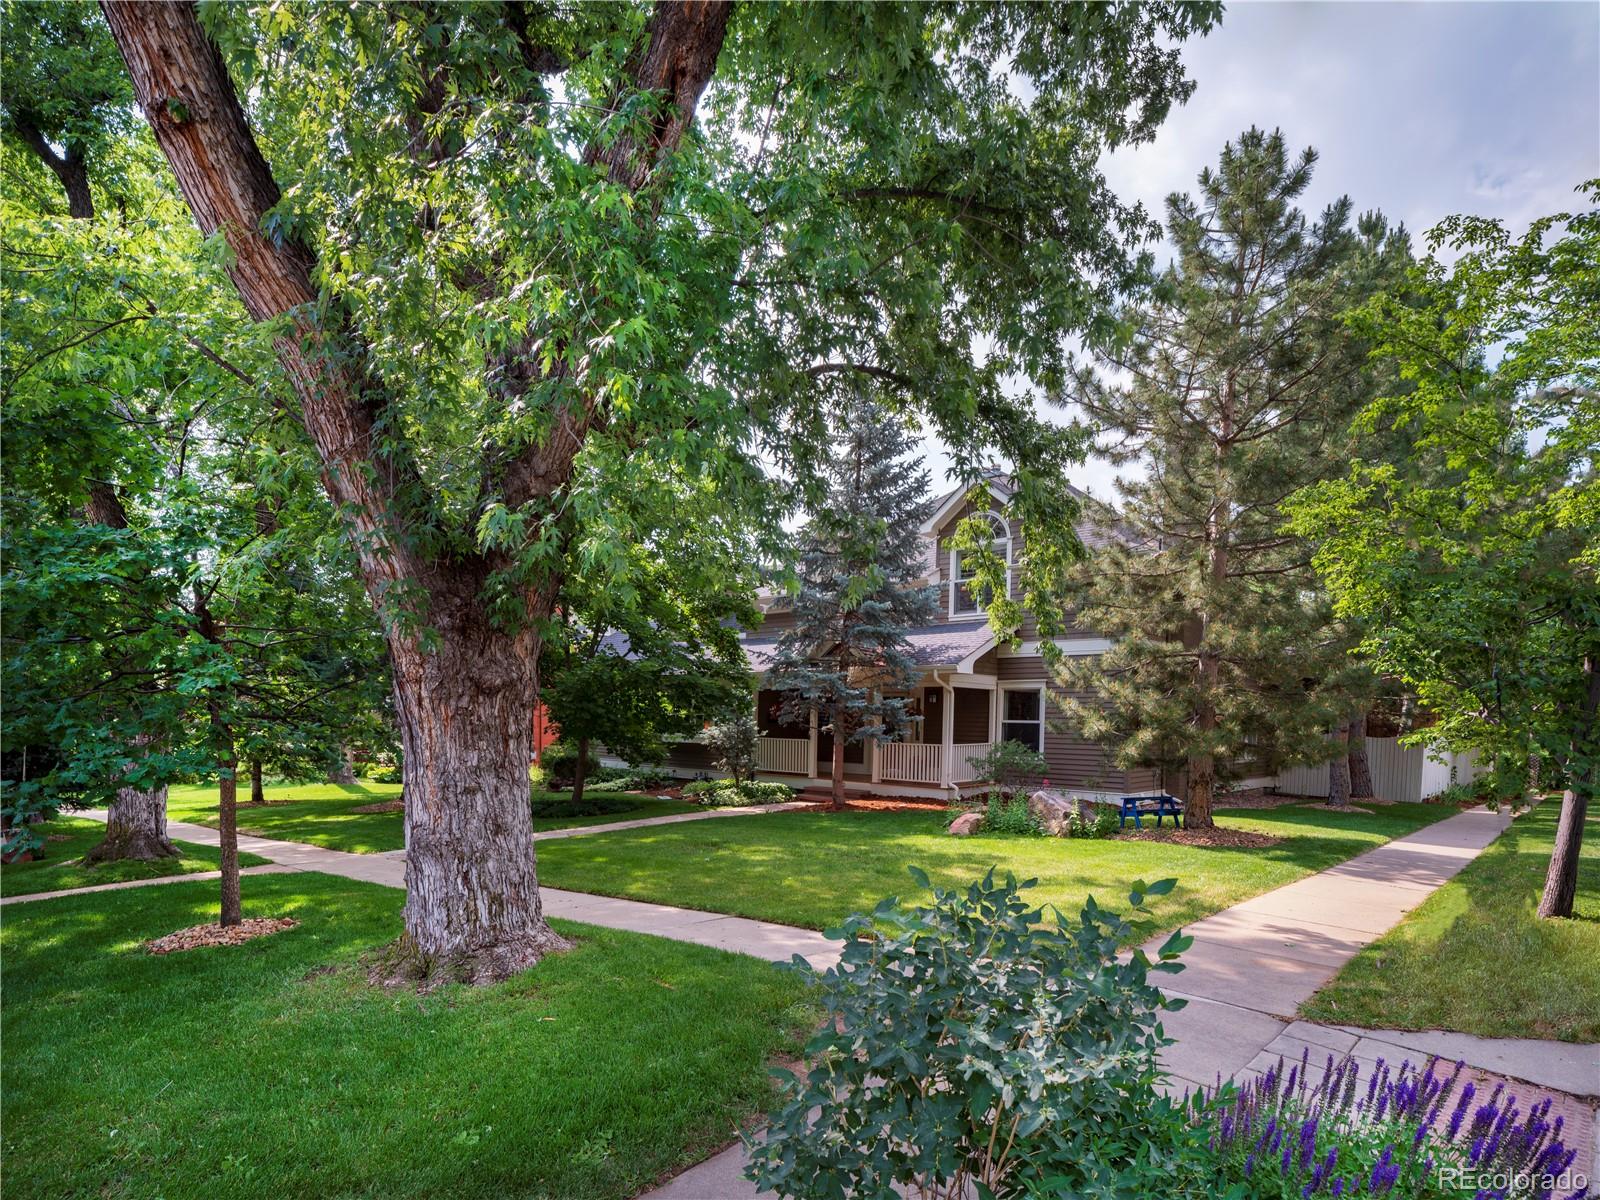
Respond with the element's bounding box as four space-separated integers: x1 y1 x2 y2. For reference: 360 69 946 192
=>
769 398 940 809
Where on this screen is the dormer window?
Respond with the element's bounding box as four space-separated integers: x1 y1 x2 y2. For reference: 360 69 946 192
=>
950 512 1010 617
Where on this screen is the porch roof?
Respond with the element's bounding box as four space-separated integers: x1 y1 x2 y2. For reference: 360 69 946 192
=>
745 620 996 675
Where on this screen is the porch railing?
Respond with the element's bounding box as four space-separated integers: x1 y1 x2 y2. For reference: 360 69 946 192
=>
950 741 995 784
877 740 997 786
757 736 810 776
878 742 942 784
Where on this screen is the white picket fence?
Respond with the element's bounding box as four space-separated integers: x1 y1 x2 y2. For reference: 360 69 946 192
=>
1274 738 1483 801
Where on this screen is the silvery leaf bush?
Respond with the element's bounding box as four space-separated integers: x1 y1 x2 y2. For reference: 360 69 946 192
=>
747 868 1196 1200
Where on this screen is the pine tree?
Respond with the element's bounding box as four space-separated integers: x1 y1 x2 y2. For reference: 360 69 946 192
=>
1055 128 1409 828
768 398 940 809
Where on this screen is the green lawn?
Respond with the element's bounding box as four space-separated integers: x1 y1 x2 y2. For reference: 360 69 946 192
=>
535 801 1460 941
0 872 811 1200
1301 800 1600 1042
164 780 703 853
1 817 267 898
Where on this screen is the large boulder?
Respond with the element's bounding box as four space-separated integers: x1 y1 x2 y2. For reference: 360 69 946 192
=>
1028 790 1101 836
948 811 984 836
1027 790 1074 836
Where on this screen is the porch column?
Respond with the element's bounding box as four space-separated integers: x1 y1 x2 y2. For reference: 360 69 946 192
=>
939 678 955 788
808 707 819 780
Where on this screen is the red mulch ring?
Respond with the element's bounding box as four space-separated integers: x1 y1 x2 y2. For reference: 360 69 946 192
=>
351 800 405 813
1115 826 1285 849
147 917 297 955
806 796 951 813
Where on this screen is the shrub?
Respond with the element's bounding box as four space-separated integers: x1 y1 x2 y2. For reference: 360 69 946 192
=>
982 789 1042 836
683 779 795 807
704 713 760 786
746 869 1194 1200
528 794 637 819
1194 1049 1589 1198
538 740 600 787
1066 804 1121 839
363 761 402 784
585 766 675 793
968 738 1048 792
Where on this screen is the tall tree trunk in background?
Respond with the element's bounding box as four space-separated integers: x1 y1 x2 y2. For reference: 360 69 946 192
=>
1538 653 1598 919
250 760 265 805
570 736 590 806
1347 712 1374 798
18 98 177 862
1326 725 1352 808
11 118 94 218
83 777 177 864
327 748 356 786
80 481 178 862
103 0 728 980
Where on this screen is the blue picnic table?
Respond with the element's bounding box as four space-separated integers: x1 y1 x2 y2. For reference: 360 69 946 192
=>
1117 791 1184 830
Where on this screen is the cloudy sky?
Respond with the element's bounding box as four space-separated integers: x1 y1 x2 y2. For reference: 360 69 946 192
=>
924 0 1600 500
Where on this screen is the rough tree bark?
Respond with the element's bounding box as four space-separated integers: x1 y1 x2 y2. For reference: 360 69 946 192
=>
1347 711 1374 799
102 0 730 979
1537 652 1599 919
249 759 265 805
1326 724 1352 809
82 775 177 864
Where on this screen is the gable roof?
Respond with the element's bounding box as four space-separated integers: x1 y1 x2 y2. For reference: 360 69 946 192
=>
745 620 996 674
919 470 1015 534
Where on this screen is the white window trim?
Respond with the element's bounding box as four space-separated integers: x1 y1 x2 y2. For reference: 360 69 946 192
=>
948 511 1012 618
998 682 1046 754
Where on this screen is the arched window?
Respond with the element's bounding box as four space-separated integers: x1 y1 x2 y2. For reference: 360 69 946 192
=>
950 511 1011 616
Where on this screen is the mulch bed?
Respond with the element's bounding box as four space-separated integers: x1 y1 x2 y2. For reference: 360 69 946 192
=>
808 796 952 813
1115 826 1285 849
351 800 405 813
1214 793 1322 810
147 917 297 955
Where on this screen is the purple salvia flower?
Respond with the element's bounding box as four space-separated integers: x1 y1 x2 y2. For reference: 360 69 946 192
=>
1449 1083 1477 1140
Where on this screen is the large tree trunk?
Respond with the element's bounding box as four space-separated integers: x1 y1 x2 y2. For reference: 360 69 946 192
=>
391 618 568 982
250 759 265 805
1347 712 1374 798
327 748 356 786
1326 724 1352 809
103 0 725 978
1538 652 1598 919
570 736 589 805
1186 751 1216 828
82 781 177 864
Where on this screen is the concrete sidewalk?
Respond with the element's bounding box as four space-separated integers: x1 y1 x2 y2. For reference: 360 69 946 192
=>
59 808 841 967
1 862 298 906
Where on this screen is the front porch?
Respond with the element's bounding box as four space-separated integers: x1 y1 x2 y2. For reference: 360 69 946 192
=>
753 674 1008 794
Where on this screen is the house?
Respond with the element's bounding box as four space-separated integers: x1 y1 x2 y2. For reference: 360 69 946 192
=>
621 474 1162 802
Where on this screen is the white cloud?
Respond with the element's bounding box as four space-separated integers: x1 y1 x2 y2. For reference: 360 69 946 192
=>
921 0 1600 500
